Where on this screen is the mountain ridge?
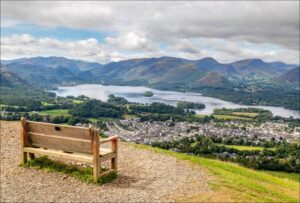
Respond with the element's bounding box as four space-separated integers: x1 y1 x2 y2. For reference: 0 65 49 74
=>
1 56 298 89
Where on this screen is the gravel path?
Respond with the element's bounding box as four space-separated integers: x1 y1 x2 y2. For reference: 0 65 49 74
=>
0 121 211 202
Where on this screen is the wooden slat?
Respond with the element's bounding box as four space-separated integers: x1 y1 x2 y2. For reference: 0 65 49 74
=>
112 138 118 170
99 148 113 156
27 121 92 140
99 136 118 144
100 152 116 162
24 147 93 163
29 132 93 154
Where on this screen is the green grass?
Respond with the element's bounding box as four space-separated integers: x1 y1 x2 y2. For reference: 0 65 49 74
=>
213 114 252 120
41 101 55 106
232 112 258 118
216 144 275 151
132 144 299 202
21 156 117 184
122 114 138 120
72 99 84 104
88 118 98 122
263 171 299 182
195 114 252 120
38 109 70 117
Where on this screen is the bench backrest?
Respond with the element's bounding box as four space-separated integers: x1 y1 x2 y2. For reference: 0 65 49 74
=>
22 119 99 154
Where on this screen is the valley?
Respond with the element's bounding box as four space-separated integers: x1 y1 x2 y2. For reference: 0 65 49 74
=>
1 56 299 111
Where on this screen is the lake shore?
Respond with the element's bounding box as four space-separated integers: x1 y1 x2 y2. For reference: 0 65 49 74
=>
52 84 300 118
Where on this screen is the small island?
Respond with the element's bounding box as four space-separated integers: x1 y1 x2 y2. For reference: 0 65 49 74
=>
144 91 154 97
177 101 205 110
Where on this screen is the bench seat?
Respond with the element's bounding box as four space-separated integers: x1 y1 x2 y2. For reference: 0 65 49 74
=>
24 147 115 164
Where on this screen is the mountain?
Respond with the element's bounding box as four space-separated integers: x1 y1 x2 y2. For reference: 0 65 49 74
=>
230 59 296 77
3 63 80 87
0 67 29 87
91 56 234 89
195 57 238 76
277 67 300 84
1 56 102 73
2 56 298 89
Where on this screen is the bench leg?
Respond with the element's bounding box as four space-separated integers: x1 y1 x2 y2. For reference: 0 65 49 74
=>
21 152 27 164
29 153 35 160
93 161 99 182
111 157 117 170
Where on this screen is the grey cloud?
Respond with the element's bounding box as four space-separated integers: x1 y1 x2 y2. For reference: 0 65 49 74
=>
1 1 299 63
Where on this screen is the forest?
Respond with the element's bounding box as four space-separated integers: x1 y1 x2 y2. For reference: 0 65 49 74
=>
152 135 300 173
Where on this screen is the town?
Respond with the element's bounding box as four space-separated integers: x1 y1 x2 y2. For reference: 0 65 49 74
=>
105 118 300 144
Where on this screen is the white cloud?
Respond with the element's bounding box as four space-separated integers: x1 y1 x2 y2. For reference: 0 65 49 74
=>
1 34 299 64
105 32 157 52
2 1 299 51
1 1 299 64
1 34 110 63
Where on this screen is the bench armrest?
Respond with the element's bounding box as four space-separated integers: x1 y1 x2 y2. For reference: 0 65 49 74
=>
99 135 118 144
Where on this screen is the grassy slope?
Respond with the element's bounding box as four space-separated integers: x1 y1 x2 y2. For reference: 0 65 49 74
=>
38 109 70 117
216 144 275 151
132 144 299 202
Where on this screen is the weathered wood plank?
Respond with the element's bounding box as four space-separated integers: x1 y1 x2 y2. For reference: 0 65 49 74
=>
92 128 99 182
99 135 118 144
29 132 93 154
112 139 118 170
100 153 116 162
23 147 93 163
99 148 113 156
20 118 28 164
27 121 92 140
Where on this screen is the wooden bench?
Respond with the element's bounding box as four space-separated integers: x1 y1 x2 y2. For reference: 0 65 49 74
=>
20 117 118 182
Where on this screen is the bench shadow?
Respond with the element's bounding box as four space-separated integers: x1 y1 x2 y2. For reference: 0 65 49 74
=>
109 173 158 191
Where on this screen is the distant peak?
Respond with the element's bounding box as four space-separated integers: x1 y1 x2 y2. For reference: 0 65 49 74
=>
198 57 219 63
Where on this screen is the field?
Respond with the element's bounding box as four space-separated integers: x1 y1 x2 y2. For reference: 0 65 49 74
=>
41 101 54 106
72 99 84 104
213 114 252 120
38 109 70 117
133 144 299 202
196 114 252 120
122 114 138 120
195 114 252 120
216 144 275 151
232 112 258 118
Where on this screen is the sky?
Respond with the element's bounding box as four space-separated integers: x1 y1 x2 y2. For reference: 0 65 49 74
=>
1 1 299 64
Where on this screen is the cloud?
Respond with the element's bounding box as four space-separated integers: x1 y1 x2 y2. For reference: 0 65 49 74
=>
2 1 298 50
1 34 299 64
1 1 299 64
105 32 157 52
1 34 110 63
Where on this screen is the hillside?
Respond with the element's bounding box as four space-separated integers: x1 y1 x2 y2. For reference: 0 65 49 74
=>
2 56 297 89
2 56 299 111
277 67 300 84
1 121 298 202
0 68 29 87
91 56 235 88
2 56 103 72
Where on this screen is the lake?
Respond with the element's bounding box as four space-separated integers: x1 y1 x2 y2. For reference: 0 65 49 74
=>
53 84 300 118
